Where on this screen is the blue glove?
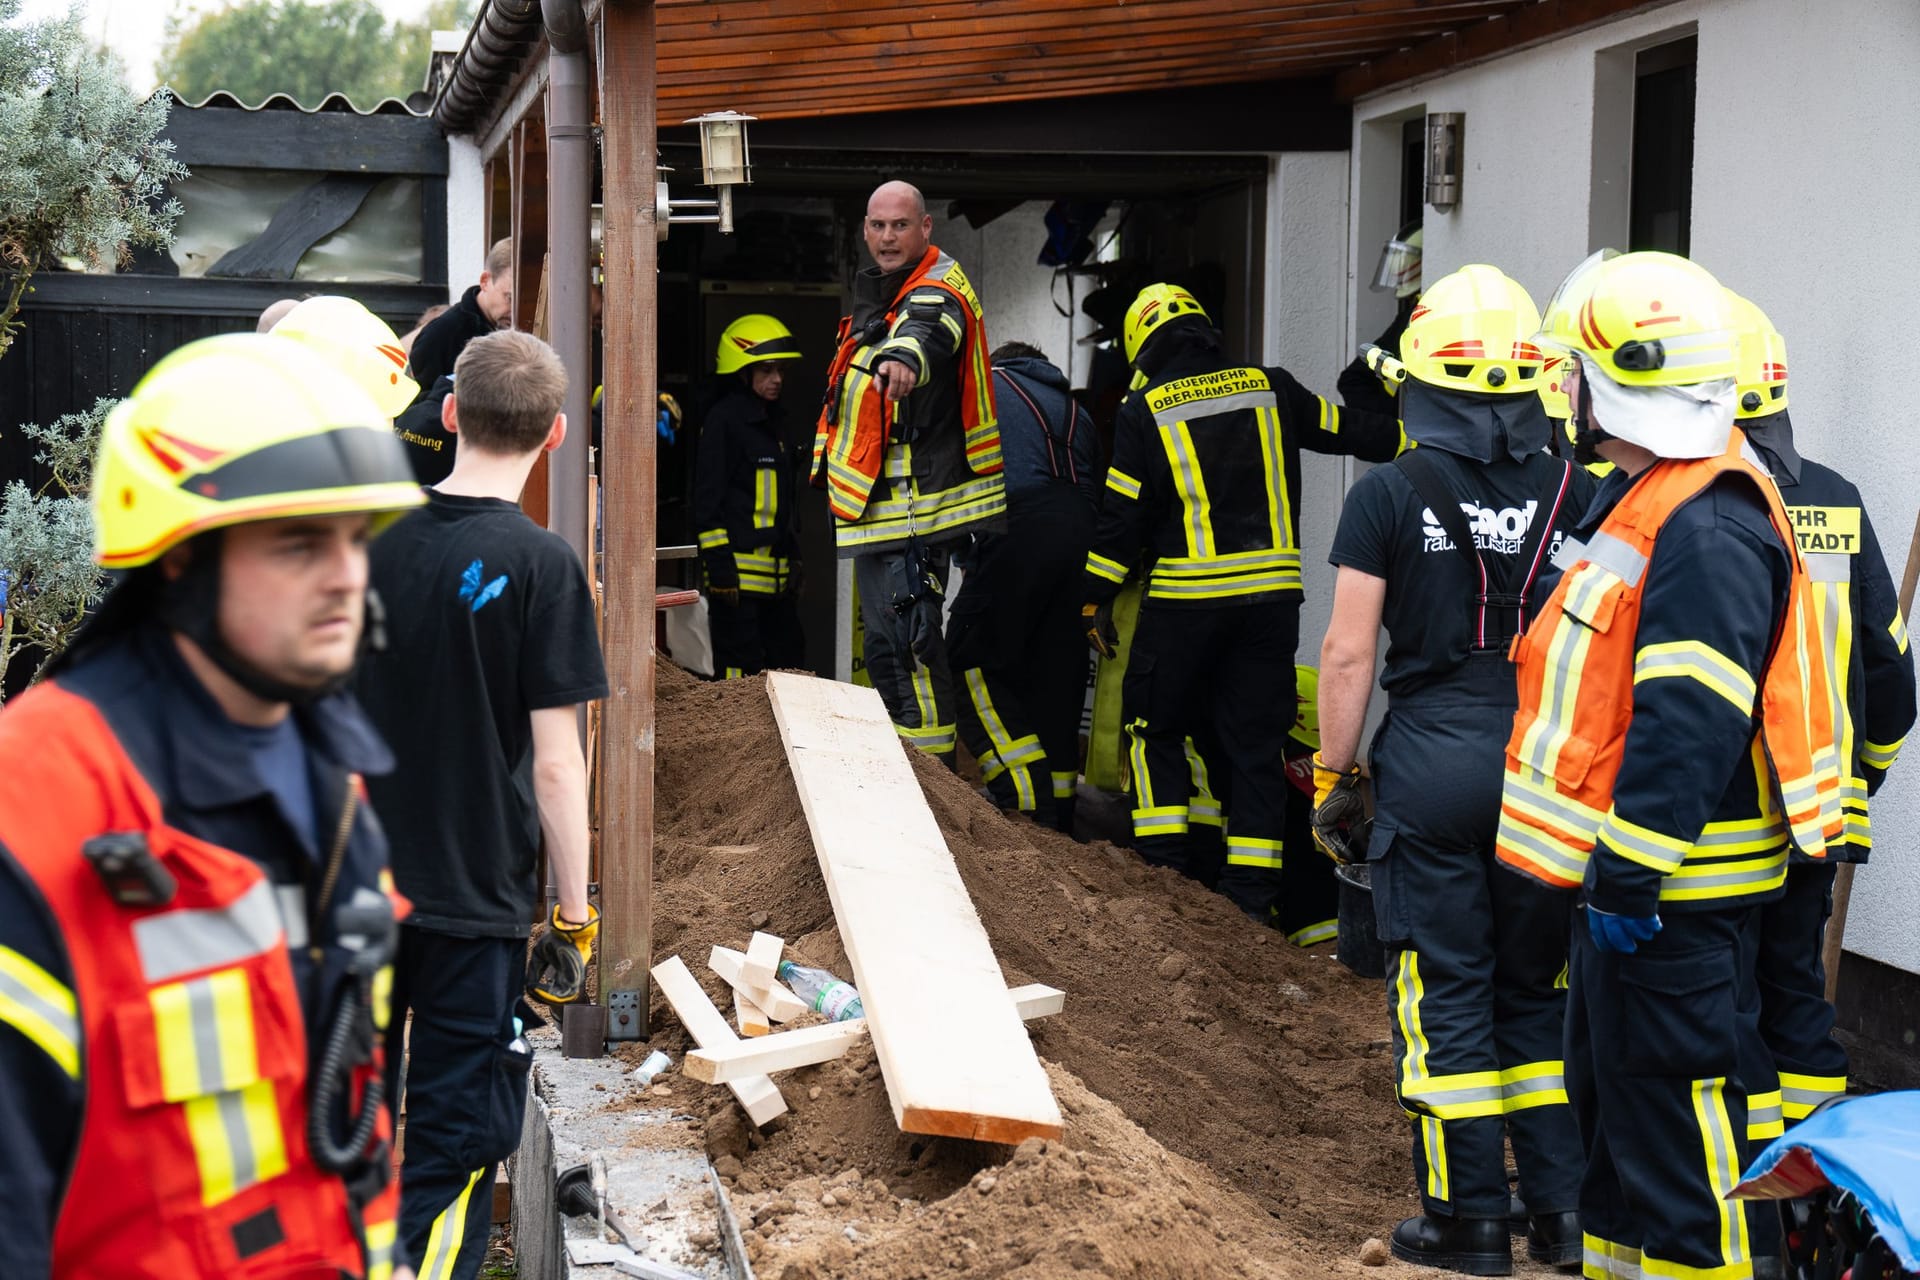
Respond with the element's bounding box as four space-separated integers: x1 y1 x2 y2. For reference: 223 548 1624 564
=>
1587 904 1662 954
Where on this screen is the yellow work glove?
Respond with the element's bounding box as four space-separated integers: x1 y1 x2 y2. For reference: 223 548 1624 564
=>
1082 601 1118 659
1310 752 1369 864
527 903 599 1005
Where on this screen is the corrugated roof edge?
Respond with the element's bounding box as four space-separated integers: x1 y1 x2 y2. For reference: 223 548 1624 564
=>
166 89 427 117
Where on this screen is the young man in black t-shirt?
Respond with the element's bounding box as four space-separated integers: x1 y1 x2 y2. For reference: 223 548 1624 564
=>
357 329 607 1280
1316 266 1593 1275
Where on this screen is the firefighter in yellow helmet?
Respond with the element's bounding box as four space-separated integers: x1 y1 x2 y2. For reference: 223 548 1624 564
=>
1723 292 1913 1150
1080 282 1400 923
696 314 806 677
0 333 424 1278
1496 253 1844 1280
1315 265 1593 1272
1338 221 1423 418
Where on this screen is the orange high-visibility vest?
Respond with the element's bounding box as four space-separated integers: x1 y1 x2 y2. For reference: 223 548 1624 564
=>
811 244 1000 524
1497 440 1843 901
0 683 402 1279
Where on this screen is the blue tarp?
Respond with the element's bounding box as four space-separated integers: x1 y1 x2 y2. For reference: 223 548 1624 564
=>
1734 1091 1920 1271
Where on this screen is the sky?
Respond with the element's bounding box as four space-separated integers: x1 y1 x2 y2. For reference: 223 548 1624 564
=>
15 0 449 92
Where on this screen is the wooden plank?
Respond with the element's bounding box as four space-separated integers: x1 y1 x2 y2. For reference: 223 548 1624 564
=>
710 946 811 1022
650 955 787 1125
1008 983 1065 1021
683 1019 870 1085
658 0 1506 51
19 274 444 324
768 672 1062 1144
165 103 449 175
659 0 1512 30
207 173 381 280
596 0 662 1027
741 931 783 989
1334 0 1676 99
661 54 1359 120
666 31 1425 96
734 988 770 1038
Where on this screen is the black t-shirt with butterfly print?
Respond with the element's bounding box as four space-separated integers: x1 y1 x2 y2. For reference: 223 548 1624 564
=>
357 490 609 936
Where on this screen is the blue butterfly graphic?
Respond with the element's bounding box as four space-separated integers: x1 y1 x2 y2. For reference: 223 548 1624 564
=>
458 559 509 613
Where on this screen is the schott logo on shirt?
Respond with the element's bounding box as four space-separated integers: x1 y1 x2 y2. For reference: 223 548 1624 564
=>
1423 501 1538 555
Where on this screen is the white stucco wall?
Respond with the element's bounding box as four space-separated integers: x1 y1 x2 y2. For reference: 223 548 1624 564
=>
1266 152 1356 656
445 135 487 300
934 200 1095 381
1347 0 1920 972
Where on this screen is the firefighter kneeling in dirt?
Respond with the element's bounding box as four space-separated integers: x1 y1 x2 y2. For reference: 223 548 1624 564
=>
0 334 425 1279
1315 266 1592 1275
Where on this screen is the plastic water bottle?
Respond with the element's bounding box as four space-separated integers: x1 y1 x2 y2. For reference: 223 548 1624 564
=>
777 961 865 1022
632 1049 672 1085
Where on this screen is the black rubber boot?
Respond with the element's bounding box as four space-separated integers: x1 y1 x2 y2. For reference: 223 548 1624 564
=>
1390 1214 1514 1276
1525 1211 1582 1270
1508 1193 1528 1236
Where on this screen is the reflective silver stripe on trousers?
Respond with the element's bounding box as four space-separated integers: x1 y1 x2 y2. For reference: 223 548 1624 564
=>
134 878 284 983
1748 1097 1784 1130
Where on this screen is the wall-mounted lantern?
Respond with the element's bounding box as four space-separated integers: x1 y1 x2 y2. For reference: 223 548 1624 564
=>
1425 111 1464 211
655 110 756 241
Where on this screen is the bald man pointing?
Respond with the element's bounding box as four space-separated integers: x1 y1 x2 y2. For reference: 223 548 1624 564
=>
813 181 1005 764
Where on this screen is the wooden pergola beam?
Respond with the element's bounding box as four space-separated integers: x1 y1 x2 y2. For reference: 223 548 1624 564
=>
659 0 1511 54
597 0 661 1026
1334 0 1676 98
657 0 1517 28
662 21 1466 88
661 48 1365 118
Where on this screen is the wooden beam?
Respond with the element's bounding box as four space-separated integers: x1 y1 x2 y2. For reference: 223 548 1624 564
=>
684 1019 871 1085
660 0 1503 60
664 27 1449 92
1008 983 1065 1021
166 103 449 175
1334 0 1676 99
596 0 662 1025
734 988 771 1037
659 0 1515 28
664 51 1358 120
710 946 812 1022
741 931 783 989
768 673 1062 1144
476 40 552 166
650 955 787 1124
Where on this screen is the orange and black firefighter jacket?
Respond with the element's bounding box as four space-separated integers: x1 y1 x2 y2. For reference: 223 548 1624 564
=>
1082 328 1404 609
813 245 1004 556
0 623 404 1278
1498 442 1844 918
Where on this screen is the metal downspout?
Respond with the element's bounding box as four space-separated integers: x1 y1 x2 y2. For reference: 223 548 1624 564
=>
544 0 592 569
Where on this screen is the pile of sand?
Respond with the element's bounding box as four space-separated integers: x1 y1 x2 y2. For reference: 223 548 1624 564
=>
628 666 1433 1277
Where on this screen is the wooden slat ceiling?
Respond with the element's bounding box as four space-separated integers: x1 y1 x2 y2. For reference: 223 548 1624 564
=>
655 0 1537 120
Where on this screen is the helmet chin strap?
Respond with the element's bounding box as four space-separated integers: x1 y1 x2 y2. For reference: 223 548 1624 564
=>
157 532 356 709
1570 374 1612 466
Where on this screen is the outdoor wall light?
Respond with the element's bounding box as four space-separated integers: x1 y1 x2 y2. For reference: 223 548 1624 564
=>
655 110 756 240
1425 111 1464 211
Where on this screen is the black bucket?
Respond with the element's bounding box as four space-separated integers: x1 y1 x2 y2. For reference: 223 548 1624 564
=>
1335 862 1387 980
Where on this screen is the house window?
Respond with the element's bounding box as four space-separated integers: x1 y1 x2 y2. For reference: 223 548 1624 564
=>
1629 36 1697 255
1400 117 1426 230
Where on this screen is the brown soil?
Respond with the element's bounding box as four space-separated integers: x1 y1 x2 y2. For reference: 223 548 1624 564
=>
629 666 1518 1278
